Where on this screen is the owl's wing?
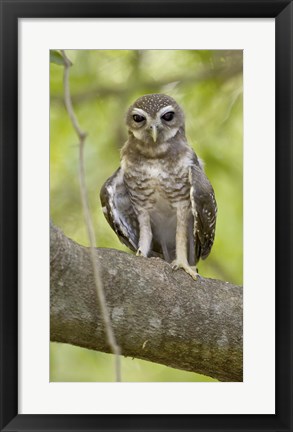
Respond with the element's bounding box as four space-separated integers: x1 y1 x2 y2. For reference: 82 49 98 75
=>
189 164 217 262
100 168 139 252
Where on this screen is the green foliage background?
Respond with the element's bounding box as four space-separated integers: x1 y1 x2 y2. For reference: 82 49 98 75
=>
50 49 242 382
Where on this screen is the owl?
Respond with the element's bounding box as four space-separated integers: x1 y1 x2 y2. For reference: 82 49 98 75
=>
100 94 217 280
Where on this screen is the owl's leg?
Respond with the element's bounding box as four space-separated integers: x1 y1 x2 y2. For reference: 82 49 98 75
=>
171 205 198 280
136 212 152 257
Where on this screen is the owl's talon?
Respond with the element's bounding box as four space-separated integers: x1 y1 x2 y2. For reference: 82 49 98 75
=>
171 260 198 280
136 248 148 257
171 263 179 271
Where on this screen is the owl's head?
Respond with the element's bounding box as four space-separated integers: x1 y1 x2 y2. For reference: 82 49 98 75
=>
126 94 185 146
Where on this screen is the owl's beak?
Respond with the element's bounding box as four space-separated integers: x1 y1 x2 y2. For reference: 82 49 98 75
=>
150 125 158 143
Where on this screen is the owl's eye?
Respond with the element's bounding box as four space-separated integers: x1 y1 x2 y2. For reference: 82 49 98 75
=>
161 111 174 121
133 114 145 123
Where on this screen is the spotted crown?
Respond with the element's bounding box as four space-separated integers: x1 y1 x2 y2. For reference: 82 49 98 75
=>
130 94 180 117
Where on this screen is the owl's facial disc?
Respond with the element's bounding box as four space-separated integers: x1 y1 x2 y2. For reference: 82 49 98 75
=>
155 105 178 142
146 105 177 143
128 102 180 145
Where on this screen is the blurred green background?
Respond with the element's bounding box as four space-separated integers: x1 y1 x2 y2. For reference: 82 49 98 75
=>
50 49 242 382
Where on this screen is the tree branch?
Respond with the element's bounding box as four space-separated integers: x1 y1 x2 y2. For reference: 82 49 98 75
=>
50 222 243 382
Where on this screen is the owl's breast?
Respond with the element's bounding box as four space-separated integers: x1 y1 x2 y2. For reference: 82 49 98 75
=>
122 155 191 211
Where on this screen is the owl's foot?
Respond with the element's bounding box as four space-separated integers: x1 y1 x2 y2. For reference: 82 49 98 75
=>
171 260 198 280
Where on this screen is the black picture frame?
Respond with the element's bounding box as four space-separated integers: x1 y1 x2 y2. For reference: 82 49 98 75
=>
0 1 292 431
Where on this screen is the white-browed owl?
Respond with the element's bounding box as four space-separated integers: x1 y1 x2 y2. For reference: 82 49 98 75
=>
100 94 217 280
